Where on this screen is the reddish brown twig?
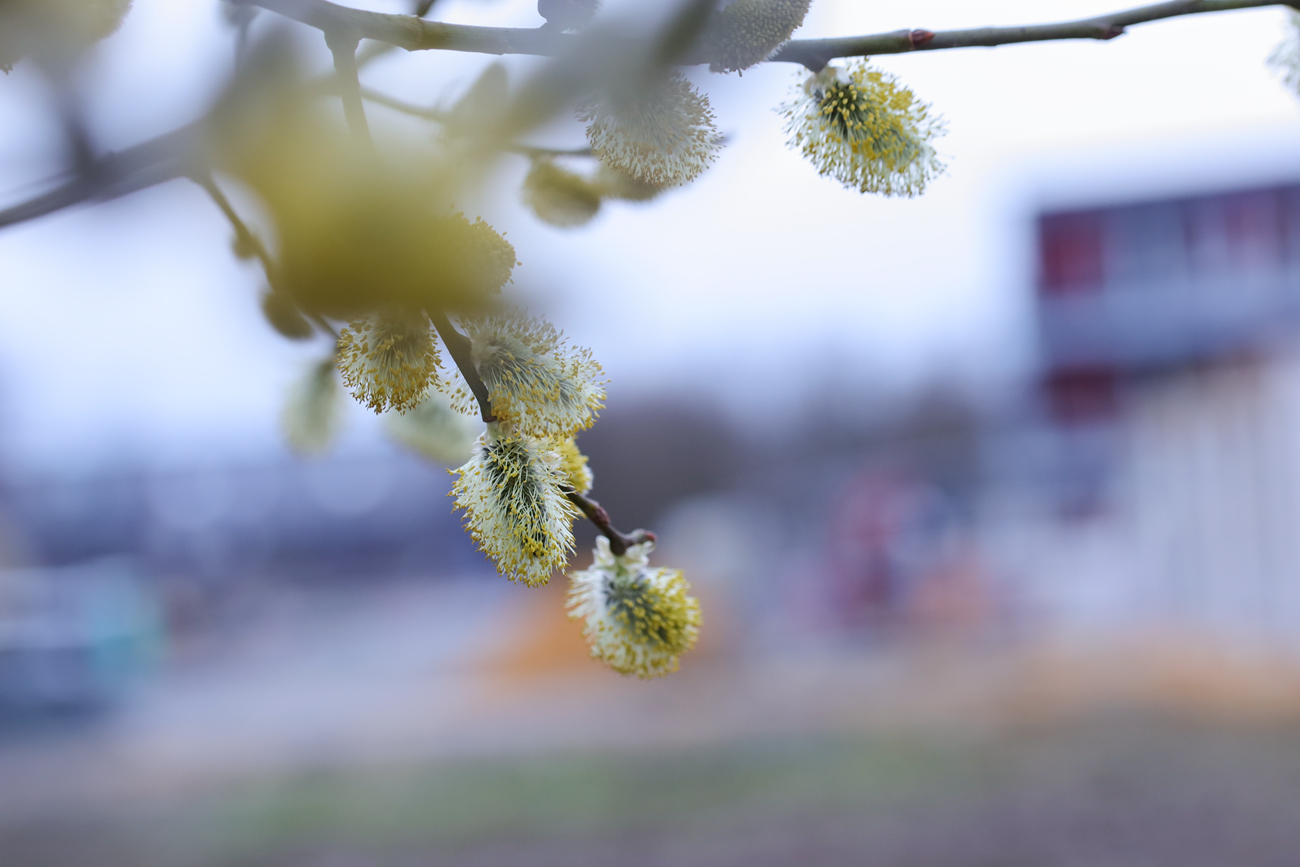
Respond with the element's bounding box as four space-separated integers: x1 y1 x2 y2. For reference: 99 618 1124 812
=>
565 489 654 557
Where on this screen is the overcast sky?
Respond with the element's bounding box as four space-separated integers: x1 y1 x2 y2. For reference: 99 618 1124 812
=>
1 0 1299 473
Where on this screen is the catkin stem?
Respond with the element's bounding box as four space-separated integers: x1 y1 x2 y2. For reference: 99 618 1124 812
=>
565 489 653 557
192 174 277 285
428 310 496 423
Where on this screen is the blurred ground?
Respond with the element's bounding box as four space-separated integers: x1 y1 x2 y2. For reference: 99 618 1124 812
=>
8 714 1300 867
5 576 1300 867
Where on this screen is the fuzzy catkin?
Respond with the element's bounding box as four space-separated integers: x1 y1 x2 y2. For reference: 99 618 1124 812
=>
567 537 701 678
523 160 603 228
701 0 811 74
446 312 605 439
337 310 440 414
783 62 945 197
452 428 578 586
579 72 721 188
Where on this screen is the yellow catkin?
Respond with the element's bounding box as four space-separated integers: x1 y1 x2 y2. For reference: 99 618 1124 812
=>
445 312 606 439
337 310 440 414
451 427 578 587
0 0 132 71
782 61 945 197
567 537 701 678
223 104 518 320
554 436 593 494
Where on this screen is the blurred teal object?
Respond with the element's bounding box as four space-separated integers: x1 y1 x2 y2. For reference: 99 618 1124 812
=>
0 557 162 714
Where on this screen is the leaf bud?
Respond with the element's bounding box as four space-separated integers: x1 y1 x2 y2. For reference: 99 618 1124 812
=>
260 288 315 341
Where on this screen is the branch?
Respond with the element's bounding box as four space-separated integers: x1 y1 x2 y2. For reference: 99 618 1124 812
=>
773 0 1300 69
511 144 593 158
356 39 397 68
231 0 570 55
425 311 650 556
0 123 201 230
312 314 339 339
192 174 278 284
428 309 496 423
235 0 1299 69
3 0 1289 230
358 87 593 157
565 489 654 557
325 30 373 147
426 307 644 552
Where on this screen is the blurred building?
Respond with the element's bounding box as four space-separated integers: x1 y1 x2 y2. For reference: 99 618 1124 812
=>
743 177 1300 653
1003 179 1300 648
0 447 496 717
1 449 486 584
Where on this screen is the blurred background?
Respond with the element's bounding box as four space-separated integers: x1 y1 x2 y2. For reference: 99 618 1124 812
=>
5 1 1300 865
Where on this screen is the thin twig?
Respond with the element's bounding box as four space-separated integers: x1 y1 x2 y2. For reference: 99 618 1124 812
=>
233 8 256 60
311 313 340 340
233 0 1299 67
565 489 654 557
428 307 641 549
192 174 278 284
325 29 374 147
428 310 496 423
357 86 447 120
359 87 594 156
773 0 1300 68
231 0 565 54
194 174 341 342
511 143 594 159
0 123 201 230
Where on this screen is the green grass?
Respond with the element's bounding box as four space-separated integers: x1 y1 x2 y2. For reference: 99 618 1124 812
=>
11 721 1300 867
216 732 972 849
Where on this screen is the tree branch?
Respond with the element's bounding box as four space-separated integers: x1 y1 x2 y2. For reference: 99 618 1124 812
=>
565 489 654 557
3 0 1293 232
428 309 496 423
426 309 647 555
0 123 202 230
230 0 571 55
512 143 593 158
325 30 373 147
358 87 593 156
192 173 278 285
773 0 1300 69
234 0 1299 69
